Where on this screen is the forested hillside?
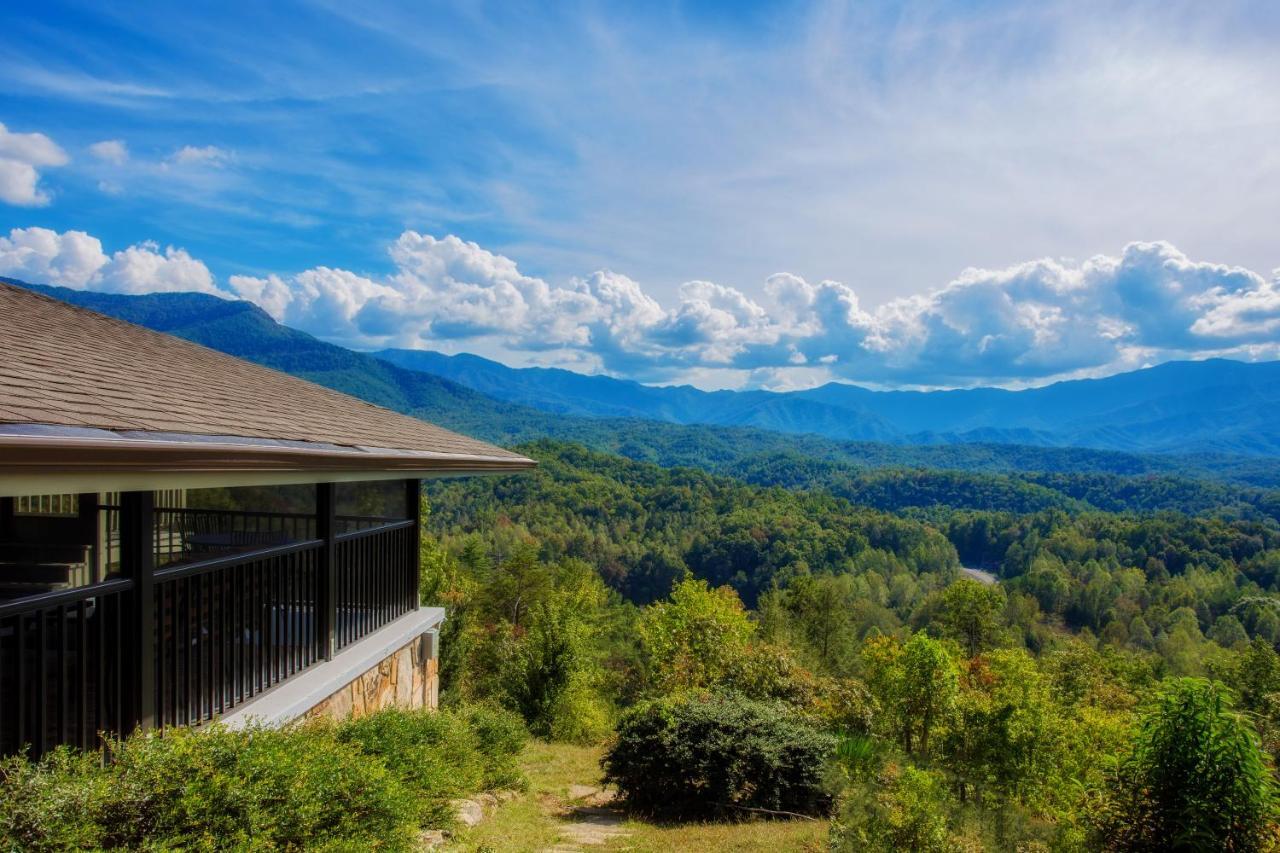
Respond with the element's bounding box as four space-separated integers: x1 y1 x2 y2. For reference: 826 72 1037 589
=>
380 346 1280 455
423 441 1280 850
8 279 1280 848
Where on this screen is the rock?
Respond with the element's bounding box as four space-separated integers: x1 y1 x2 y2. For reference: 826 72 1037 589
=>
416 829 447 850
452 798 485 828
477 792 499 811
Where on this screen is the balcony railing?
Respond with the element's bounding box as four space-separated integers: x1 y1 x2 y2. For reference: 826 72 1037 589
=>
0 578 133 755
0 480 421 759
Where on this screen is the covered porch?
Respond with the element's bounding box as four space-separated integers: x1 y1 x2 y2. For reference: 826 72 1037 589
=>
0 477 425 757
0 282 535 759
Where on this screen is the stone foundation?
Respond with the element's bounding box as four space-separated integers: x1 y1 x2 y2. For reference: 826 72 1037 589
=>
305 629 439 721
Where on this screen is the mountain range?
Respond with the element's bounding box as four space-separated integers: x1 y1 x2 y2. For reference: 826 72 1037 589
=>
379 348 1280 456
7 276 1280 488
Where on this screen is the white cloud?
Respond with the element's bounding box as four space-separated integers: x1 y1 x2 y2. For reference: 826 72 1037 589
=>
0 122 68 206
0 227 220 296
168 145 231 167
88 139 128 165
224 231 1280 387
3 224 1278 389
0 227 108 287
99 241 218 295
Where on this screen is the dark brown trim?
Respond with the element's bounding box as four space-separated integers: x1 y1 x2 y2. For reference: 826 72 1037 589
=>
0 433 536 476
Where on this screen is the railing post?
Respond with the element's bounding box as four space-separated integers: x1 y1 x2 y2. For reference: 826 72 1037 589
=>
406 478 421 609
317 483 336 660
120 491 155 732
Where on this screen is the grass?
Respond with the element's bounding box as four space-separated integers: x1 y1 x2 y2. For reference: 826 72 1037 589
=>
447 740 829 852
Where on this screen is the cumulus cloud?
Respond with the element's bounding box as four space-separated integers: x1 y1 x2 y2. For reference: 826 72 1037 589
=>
227 234 1280 387
0 227 108 287
0 227 221 296
88 139 128 165
3 224 1278 388
0 122 69 206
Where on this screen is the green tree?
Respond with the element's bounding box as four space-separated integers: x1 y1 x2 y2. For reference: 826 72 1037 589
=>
833 765 953 853
863 633 959 756
938 579 1007 657
1232 638 1280 713
1091 678 1276 851
637 578 755 693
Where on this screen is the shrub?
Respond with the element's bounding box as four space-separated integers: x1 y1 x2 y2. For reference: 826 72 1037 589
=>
0 748 116 851
1089 678 1277 852
0 705 528 851
547 680 614 745
336 709 484 826
336 705 530 824
831 765 953 853
1 725 419 852
455 702 529 790
602 691 837 821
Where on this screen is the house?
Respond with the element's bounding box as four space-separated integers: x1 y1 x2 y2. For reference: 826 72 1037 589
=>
0 282 534 758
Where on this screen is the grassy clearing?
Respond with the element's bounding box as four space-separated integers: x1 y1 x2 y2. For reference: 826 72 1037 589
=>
448 740 829 852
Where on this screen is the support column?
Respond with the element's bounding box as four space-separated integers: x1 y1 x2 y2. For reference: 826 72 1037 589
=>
76 493 99 585
120 491 155 731
406 478 422 609
316 483 337 660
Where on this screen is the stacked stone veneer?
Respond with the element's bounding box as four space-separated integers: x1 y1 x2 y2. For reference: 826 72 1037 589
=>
305 630 439 721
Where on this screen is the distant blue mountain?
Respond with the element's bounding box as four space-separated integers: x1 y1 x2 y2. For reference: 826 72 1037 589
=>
377 348 1280 456
7 274 1277 463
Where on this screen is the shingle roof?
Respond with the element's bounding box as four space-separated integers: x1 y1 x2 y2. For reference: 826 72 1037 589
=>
0 282 534 474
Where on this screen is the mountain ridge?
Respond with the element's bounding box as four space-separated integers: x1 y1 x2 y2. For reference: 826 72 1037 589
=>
377 347 1280 455
6 276 1279 494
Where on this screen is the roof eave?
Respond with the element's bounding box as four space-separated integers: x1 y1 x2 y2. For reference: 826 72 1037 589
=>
0 430 535 496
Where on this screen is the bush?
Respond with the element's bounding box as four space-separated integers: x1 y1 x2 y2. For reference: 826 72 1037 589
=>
1089 678 1276 852
336 709 485 827
831 765 954 853
602 691 837 821
455 703 529 790
0 748 116 851
1 726 418 852
0 705 528 851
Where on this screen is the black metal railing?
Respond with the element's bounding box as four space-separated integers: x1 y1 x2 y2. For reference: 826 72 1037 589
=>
1 481 421 759
153 540 323 728
0 579 133 756
334 520 417 650
98 506 405 570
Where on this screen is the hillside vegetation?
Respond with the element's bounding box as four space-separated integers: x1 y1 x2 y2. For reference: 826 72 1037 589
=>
9 280 1280 849
423 442 1280 849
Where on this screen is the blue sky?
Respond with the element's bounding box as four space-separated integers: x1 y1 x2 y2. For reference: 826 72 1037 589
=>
1 0 1278 390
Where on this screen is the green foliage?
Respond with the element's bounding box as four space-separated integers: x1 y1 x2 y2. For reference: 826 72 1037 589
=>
602 692 837 821
1090 678 1277 852
426 442 961 608
832 765 954 853
637 577 756 693
863 632 960 757
415 440 1280 847
937 578 1007 656
0 706 526 852
1 725 418 852
335 705 524 825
